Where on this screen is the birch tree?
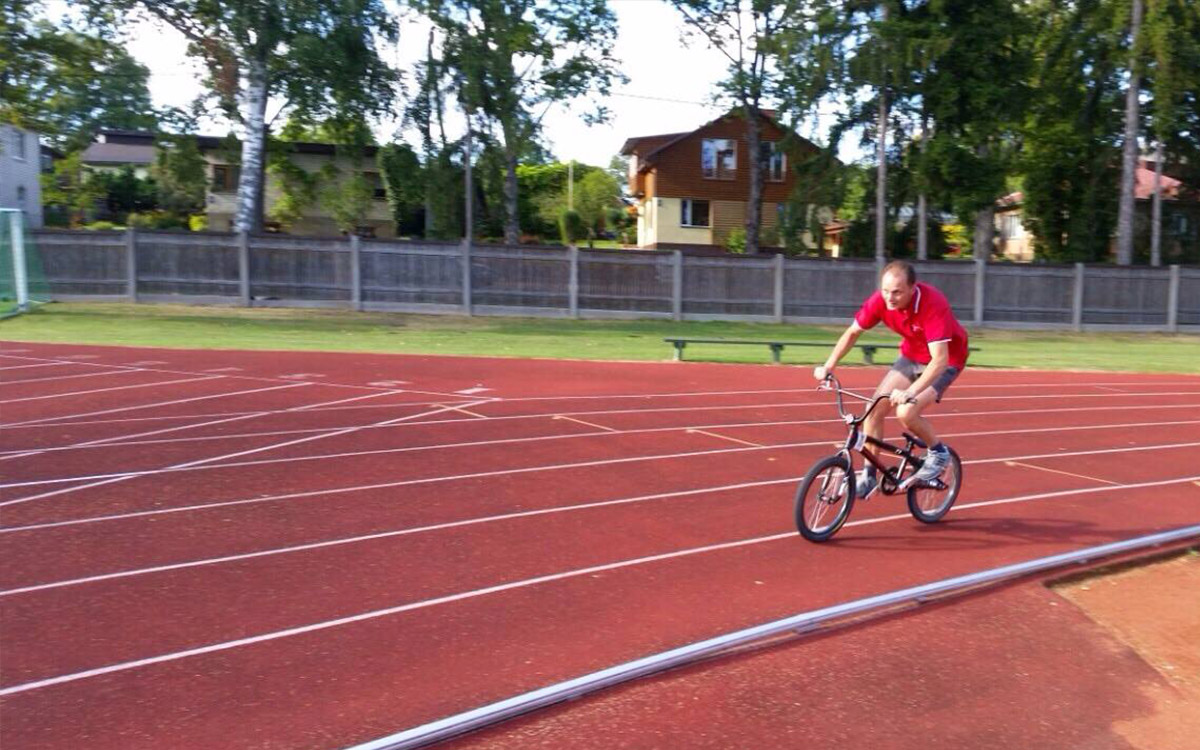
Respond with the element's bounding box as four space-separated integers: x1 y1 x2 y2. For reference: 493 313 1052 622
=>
92 0 398 233
419 0 623 245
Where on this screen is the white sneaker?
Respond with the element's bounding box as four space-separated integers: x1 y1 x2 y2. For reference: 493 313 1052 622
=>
907 448 950 487
854 469 879 499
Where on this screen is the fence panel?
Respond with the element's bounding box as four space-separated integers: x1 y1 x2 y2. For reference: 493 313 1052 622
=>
1082 265 1171 325
683 255 775 317
136 231 239 298
913 260 977 321
34 230 126 296
578 250 673 313
471 245 569 310
983 263 1074 324
783 258 876 319
361 241 462 307
249 235 350 303
1180 267 1200 327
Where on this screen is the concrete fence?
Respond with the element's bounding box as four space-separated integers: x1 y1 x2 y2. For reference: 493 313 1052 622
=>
30 228 1200 332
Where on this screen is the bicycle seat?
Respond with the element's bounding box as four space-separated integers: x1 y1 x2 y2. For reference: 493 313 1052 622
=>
902 432 927 449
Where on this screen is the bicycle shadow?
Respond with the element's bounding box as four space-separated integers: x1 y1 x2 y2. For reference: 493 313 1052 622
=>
826 515 1167 552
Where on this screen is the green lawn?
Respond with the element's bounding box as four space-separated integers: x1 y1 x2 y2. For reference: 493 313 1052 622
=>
2 302 1198 373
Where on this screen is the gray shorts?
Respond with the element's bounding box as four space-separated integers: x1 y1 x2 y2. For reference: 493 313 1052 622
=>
891 356 961 403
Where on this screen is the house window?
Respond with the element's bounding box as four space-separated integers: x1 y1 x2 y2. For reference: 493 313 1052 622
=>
701 139 736 179
681 199 710 227
11 129 27 161
761 142 786 182
364 171 387 200
1000 214 1023 240
211 165 240 192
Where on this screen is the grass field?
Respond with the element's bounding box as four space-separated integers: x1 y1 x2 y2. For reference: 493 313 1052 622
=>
2 302 1199 373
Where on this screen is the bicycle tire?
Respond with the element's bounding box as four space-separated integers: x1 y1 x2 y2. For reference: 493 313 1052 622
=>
795 454 855 542
906 447 962 523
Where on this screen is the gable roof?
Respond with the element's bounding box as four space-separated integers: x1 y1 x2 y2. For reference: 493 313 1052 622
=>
620 109 808 175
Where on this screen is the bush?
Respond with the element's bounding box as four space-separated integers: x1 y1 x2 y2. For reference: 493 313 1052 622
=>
127 211 189 230
188 213 209 232
725 227 747 253
559 209 587 244
81 220 121 231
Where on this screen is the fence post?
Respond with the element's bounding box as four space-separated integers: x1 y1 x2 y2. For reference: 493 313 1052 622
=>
461 239 473 316
350 234 363 312
1072 262 1085 331
973 257 986 327
672 250 683 322
126 227 138 303
568 245 579 319
1167 264 1180 333
237 231 250 307
773 253 785 324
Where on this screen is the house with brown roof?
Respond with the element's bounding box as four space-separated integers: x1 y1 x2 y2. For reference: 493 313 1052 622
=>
995 160 1200 262
620 110 820 251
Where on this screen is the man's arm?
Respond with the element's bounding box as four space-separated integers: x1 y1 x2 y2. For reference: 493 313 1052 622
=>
891 341 949 403
814 323 864 380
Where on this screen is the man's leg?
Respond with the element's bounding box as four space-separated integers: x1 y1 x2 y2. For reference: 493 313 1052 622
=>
866 370 912 449
894 388 940 447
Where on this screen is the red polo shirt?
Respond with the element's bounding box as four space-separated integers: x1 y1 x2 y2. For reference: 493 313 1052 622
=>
854 283 970 369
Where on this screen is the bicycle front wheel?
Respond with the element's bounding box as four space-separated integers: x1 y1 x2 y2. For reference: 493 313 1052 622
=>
906 447 962 523
795 454 855 542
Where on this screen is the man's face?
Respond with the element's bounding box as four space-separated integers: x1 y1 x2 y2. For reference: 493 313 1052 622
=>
881 271 914 311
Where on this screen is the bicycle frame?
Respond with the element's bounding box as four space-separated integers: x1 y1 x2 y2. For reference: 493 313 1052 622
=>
820 374 925 494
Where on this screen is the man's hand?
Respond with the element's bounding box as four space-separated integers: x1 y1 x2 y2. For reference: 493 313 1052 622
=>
890 388 915 406
814 365 830 381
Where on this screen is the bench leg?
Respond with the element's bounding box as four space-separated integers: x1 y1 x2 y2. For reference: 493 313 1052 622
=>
769 344 783 364
674 342 685 361
862 347 875 365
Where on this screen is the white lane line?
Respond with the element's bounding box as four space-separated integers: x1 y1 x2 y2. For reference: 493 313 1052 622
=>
2 473 1196 698
4 439 1196 594
1004 460 1121 486
0 401 493 509
0 375 222 405
456 387 492 395
281 373 327 380
431 403 489 419
0 387 390 463
6 429 1199 533
0 353 413 393
0 369 145 386
0 362 62 372
202 367 243 373
0 382 314 429
6 405 1199 493
687 429 763 448
3 381 1198 433
553 415 618 432
54 354 100 360
123 360 167 366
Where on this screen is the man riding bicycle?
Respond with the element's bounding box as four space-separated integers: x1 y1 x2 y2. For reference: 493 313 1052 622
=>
813 260 970 497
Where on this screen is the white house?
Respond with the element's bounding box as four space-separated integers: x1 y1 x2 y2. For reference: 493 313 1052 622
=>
0 124 44 228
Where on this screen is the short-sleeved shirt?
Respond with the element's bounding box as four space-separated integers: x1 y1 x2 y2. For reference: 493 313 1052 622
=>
854 282 970 369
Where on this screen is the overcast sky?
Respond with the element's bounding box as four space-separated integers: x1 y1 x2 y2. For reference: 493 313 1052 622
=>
79 0 854 167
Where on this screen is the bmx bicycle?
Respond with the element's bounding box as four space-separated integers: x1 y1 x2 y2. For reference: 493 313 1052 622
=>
794 374 962 542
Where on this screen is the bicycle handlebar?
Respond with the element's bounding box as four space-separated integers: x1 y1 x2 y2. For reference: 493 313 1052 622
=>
817 373 913 423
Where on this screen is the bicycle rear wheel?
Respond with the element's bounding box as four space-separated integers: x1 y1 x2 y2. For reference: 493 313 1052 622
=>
795 454 855 542
906 447 962 523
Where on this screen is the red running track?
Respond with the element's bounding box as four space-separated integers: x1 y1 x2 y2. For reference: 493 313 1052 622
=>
1 341 1198 749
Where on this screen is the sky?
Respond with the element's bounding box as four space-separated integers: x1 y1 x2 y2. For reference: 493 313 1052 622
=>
76 0 854 167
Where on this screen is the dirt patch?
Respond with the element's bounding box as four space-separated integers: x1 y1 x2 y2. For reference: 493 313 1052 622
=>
1052 549 1200 750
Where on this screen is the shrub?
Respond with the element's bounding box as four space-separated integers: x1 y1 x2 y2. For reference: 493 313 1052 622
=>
559 209 587 244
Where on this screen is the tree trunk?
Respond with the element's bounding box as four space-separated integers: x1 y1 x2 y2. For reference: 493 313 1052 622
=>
234 53 268 234
1115 0 1144 266
1151 140 1163 266
744 105 763 255
874 4 889 262
917 192 928 261
424 29 436 238
973 205 995 259
500 119 520 246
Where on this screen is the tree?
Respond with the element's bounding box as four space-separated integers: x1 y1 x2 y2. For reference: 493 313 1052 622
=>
572 169 622 240
91 0 399 234
421 0 624 245
672 1 797 255
1114 0 1145 265
1 4 157 148
152 133 207 214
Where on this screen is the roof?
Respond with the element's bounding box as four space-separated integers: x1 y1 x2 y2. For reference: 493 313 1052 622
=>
620 109 810 175
80 141 155 165
999 166 1194 208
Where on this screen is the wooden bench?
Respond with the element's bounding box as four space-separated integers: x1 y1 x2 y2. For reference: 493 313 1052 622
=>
664 338 898 365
